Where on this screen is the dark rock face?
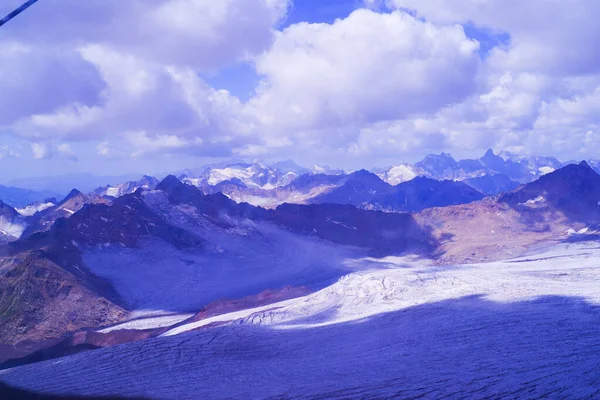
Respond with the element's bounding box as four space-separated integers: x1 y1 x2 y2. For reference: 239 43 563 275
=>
0 200 21 221
62 193 203 250
464 174 521 195
308 172 484 213
309 170 394 206
371 177 485 213
414 152 459 177
499 161 600 223
21 189 106 238
157 175 267 223
271 203 435 255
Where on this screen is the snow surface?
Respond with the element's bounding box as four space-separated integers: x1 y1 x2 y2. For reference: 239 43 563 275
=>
0 217 25 239
378 164 417 185
538 166 556 175
228 184 340 208
98 313 195 333
105 187 120 197
16 202 54 217
518 195 545 206
5 242 600 399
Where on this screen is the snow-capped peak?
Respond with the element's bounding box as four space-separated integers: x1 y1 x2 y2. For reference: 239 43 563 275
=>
377 164 418 185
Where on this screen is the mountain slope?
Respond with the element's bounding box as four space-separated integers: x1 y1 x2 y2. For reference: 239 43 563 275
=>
463 174 520 195
0 201 26 243
182 162 296 190
21 189 108 238
0 185 61 208
0 251 126 356
370 177 485 213
92 175 159 199
415 162 600 264
499 161 600 223
4 244 600 399
309 170 395 206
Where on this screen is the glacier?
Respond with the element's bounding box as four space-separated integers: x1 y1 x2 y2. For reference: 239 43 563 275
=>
3 242 600 399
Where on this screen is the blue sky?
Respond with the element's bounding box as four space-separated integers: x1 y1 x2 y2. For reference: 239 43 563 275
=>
0 0 598 182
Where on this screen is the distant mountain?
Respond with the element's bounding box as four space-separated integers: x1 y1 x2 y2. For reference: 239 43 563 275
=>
377 164 420 185
0 185 61 208
92 176 159 199
21 189 108 238
7 173 143 195
463 174 520 195
310 172 485 213
499 161 600 223
269 160 309 175
310 170 394 206
182 162 297 190
414 152 460 179
368 177 485 213
379 149 565 185
14 200 56 217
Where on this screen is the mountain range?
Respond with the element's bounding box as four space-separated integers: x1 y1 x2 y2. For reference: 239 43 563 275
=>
3 153 600 398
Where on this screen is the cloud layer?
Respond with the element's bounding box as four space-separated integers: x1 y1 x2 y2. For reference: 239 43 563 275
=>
0 0 598 168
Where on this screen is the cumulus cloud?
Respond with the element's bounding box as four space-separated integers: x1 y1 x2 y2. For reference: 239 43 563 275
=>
0 0 286 158
329 0 600 161
1 0 600 166
0 42 104 128
246 9 480 155
30 142 78 161
31 143 48 160
1 0 291 69
0 145 20 159
386 0 600 76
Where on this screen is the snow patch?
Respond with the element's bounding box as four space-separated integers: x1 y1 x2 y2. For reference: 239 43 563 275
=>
518 196 545 206
16 202 54 217
98 313 195 333
538 166 556 175
0 217 25 239
379 165 417 185
106 187 120 197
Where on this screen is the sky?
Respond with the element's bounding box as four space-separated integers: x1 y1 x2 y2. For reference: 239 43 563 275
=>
0 0 599 181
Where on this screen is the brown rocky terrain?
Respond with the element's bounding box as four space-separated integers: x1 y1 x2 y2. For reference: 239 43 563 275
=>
418 162 599 264
0 251 127 361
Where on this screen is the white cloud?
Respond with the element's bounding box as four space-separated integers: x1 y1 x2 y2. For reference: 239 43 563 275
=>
12 45 254 156
2 0 600 166
0 145 20 159
31 143 48 160
1 0 291 70
30 142 78 161
56 144 78 161
0 0 286 158
387 0 600 75
246 9 480 155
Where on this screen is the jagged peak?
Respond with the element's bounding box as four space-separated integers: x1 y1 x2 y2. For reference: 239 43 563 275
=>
483 148 496 157
156 175 183 192
62 189 83 202
579 160 592 169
